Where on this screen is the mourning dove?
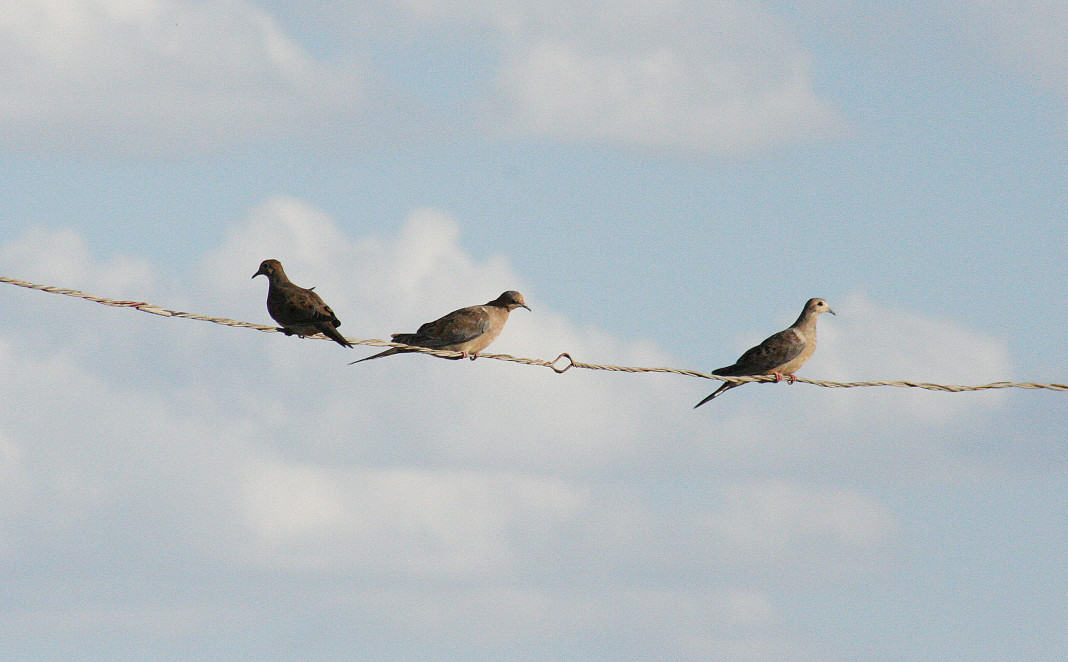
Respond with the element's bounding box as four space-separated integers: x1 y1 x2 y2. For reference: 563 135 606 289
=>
352 290 530 363
252 259 353 348
694 297 834 408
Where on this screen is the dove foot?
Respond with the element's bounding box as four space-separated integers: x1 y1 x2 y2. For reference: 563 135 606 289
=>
771 372 797 384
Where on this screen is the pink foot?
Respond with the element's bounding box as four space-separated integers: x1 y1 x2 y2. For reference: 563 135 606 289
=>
773 372 784 383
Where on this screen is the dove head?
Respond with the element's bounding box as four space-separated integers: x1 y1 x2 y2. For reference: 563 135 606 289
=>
253 259 285 280
804 297 835 317
490 290 530 311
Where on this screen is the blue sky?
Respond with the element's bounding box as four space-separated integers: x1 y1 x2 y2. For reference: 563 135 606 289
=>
1 1 1066 660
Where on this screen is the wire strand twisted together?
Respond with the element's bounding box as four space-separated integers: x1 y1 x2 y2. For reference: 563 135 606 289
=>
3 275 1066 393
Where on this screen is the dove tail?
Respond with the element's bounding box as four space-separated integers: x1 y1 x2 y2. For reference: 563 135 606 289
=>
319 324 353 348
349 348 400 364
693 382 737 408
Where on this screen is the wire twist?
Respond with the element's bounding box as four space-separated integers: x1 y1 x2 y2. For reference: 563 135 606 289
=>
3 275 1066 393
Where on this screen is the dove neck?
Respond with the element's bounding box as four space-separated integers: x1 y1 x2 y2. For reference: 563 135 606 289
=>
792 309 819 333
268 270 293 287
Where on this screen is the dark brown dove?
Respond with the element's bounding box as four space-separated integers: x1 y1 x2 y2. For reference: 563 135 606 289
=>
352 290 529 363
253 259 352 348
694 297 835 408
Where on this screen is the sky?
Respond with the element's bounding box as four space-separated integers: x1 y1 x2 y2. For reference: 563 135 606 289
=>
1 1 1067 660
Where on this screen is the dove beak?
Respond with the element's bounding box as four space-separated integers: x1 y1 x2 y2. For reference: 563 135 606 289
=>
827 308 836 316
521 303 531 311
252 268 265 279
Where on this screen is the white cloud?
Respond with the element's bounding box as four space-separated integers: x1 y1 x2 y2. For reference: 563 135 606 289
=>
198 197 522 339
237 459 588 575
0 226 157 296
496 34 835 152
196 196 689 470
399 0 838 152
0 0 364 153
0 332 255 562
703 480 897 579
819 291 1013 423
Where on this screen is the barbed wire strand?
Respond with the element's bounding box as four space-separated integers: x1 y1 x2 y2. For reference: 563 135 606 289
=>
4 275 1066 393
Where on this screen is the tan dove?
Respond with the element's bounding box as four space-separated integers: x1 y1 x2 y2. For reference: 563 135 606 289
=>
352 291 529 363
253 259 352 348
694 297 834 408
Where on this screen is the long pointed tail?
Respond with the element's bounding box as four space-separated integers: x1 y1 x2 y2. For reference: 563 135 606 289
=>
693 381 737 408
349 347 400 364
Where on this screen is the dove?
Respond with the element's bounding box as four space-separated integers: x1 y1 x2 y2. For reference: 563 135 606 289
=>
694 297 834 408
352 291 529 363
252 259 352 348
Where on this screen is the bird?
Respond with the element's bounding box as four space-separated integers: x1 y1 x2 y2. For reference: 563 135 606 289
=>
252 259 352 348
694 297 835 408
351 290 530 363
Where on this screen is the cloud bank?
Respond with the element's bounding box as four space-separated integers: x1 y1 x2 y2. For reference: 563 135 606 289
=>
1 0 836 155
393 0 838 151
0 0 364 153
0 198 1019 659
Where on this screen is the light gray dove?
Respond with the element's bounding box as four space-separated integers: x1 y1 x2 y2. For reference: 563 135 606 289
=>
694 297 834 408
252 259 353 348
352 290 530 363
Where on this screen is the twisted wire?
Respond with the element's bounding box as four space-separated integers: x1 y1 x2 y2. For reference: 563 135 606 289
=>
4 276 1065 393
